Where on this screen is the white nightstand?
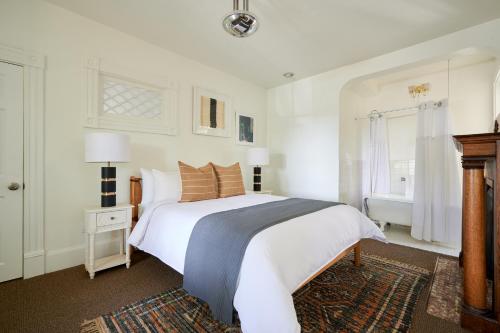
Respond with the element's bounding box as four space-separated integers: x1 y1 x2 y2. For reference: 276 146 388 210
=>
84 204 133 279
246 190 273 195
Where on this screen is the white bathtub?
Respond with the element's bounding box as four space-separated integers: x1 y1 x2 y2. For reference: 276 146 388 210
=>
364 193 413 231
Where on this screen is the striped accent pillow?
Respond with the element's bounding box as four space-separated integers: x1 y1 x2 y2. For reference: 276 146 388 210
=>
178 161 218 202
212 162 246 198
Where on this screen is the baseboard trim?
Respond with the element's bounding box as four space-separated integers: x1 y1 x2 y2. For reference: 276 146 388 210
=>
24 250 45 279
45 238 121 273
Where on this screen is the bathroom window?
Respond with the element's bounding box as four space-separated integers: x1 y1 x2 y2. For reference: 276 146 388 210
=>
390 160 415 196
387 116 417 198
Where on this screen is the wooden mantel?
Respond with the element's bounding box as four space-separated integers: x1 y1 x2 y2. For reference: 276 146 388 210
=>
454 133 500 158
454 132 500 333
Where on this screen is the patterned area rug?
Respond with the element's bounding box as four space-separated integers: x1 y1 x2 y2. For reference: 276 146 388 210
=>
426 256 492 325
81 253 429 333
426 257 462 324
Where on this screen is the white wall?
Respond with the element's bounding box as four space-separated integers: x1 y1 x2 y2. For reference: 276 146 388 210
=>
267 79 340 200
0 0 268 273
339 89 365 208
267 19 500 202
449 61 497 134
339 60 497 206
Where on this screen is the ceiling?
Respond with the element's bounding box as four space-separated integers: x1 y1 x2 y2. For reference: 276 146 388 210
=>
44 0 500 88
364 53 496 87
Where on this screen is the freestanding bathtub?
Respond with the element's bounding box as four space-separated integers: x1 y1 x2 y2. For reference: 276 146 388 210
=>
364 193 414 231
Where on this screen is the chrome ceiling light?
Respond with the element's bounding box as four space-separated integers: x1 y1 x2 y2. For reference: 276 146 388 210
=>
222 0 259 38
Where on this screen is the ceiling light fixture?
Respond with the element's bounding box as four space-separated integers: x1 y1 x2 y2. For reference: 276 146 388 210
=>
283 72 295 79
222 0 259 38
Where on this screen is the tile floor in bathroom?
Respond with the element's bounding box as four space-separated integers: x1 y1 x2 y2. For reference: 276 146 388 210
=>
380 223 460 257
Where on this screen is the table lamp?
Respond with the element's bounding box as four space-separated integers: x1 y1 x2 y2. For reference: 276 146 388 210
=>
247 147 269 192
85 132 130 207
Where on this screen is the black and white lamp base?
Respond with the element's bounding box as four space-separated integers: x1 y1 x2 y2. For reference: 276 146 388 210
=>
101 166 116 207
253 166 261 192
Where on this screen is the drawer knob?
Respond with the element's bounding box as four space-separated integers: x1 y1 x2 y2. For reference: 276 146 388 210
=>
110 216 115 220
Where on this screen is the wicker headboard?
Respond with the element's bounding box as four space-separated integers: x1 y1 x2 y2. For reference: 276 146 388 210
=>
130 176 142 223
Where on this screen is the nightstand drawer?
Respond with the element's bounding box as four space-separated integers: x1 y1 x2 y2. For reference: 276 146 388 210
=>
96 210 126 227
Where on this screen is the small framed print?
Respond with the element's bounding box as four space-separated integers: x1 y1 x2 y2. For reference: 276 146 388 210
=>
236 113 255 146
193 87 232 137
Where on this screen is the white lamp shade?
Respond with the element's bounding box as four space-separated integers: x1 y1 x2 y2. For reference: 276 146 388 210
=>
247 147 269 166
85 132 130 163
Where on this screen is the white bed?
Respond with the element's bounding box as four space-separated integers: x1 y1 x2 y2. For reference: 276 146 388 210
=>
128 193 385 333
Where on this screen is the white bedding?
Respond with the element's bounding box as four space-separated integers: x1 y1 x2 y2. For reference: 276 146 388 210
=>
128 194 386 333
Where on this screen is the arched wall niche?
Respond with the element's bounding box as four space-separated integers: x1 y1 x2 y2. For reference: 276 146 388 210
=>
339 47 499 208
267 19 500 202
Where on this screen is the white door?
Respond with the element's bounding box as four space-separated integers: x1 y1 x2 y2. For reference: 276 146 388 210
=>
0 61 23 282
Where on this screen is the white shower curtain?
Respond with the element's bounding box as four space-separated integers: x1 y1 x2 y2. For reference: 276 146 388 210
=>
411 100 461 245
368 116 391 194
361 115 390 211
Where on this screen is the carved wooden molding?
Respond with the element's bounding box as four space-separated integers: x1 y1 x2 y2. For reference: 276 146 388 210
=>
454 133 500 158
462 157 487 169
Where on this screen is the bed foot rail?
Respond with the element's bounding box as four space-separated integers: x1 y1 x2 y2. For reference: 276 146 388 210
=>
354 242 361 267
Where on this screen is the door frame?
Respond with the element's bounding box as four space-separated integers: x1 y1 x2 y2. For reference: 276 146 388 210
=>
0 44 45 278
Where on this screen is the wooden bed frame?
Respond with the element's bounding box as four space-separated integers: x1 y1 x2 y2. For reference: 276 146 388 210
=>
130 176 142 225
129 175 361 285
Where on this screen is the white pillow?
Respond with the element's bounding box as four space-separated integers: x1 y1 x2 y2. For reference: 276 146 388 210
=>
152 169 181 202
140 168 155 205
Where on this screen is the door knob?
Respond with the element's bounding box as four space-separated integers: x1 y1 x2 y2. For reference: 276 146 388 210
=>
8 183 20 191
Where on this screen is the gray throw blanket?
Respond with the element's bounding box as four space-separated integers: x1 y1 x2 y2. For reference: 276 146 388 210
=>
183 198 343 324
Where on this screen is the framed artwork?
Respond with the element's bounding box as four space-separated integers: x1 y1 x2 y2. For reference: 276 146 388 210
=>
193 87 232 137
236 113 255 146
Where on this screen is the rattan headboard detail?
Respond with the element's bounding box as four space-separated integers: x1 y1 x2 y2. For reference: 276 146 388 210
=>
130 176 142 223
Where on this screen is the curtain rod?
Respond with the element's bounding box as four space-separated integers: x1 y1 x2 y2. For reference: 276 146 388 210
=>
355 101 444 120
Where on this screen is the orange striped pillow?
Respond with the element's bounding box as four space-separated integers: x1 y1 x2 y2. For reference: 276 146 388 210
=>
178 161 218 202
212 162 245 198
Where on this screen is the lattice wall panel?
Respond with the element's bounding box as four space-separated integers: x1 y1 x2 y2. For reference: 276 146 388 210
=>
102 77 163 119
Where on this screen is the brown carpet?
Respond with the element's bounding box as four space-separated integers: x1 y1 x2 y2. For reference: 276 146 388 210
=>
0 240 468 333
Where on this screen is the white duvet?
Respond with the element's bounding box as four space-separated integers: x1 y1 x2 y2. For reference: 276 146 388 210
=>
128 194 385 333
